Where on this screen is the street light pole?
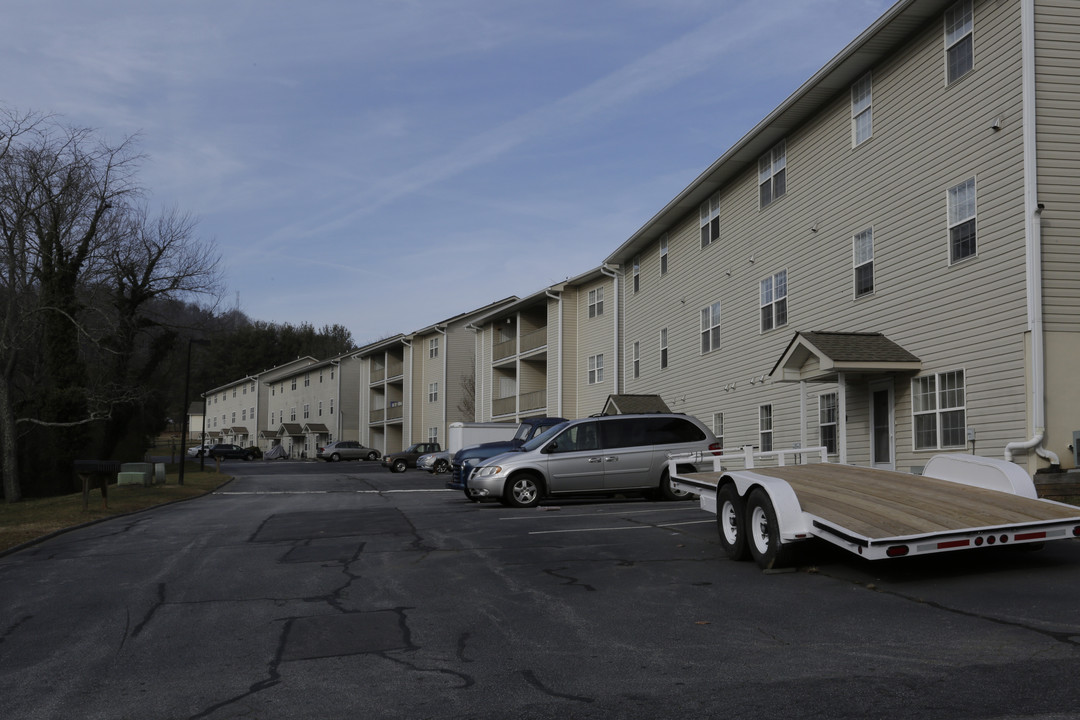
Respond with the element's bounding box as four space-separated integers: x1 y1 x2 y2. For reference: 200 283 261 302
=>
178 338 210 486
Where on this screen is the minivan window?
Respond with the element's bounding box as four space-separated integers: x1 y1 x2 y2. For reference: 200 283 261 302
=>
644 417 706 444
600 418 651 449
547 422 599 454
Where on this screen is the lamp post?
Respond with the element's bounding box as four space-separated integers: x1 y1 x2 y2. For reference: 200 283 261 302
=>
178 337 210 486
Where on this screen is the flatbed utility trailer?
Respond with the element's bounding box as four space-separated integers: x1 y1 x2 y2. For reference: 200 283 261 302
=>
667 447 1080 569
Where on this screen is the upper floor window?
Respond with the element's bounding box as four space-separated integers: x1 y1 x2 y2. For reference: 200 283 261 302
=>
819 393 838 454
428 427 439 444
303 403 310 419
760 270 788 332
319 370 324 383
913 370 966 449
588 287 604 318
853 228 874 297
304 373 310 387
700 191 720 247
945 0 973 84
290 378 296 391
659 234 669 275
632 255 641 293
851 73 873 146
429 382 438 402
948 177 977 262
700 301 722 354
290 407 296 421
429 337 439 358
758 140 786 208
588 354 604 385
632 341 640 379
318 401 323 416
330 398 335 415
660 328 668 369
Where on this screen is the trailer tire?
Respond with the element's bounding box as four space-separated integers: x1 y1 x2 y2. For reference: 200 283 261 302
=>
746 488 790 570
717 484 749 561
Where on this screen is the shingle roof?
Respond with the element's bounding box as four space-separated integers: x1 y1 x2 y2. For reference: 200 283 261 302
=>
799 331 921 363
602 394 671 415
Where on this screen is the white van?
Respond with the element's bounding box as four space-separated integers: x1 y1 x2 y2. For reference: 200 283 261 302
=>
468 413 721 507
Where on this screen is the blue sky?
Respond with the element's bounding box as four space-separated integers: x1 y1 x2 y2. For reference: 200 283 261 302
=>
3 0 894 347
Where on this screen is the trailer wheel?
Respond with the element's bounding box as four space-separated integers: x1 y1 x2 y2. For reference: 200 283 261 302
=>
746 488 789 570
717 484 749 561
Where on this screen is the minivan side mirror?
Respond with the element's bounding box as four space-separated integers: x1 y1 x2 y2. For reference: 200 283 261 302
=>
541 442 556 454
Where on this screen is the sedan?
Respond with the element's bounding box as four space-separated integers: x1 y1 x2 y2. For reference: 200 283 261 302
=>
316 441 381 462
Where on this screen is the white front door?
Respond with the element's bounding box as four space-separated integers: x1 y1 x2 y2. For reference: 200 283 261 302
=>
870 381 895 470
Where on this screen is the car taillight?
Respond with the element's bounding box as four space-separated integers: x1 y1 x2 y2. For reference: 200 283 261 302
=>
709 443 723 456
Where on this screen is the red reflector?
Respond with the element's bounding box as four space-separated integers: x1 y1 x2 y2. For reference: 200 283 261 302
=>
938 539 970 550
1073 527 1080 538
886 545 909 557
1015 531 1047 542
709 443 723 456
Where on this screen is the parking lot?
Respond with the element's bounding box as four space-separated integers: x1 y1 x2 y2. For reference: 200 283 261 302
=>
2 460 1080 719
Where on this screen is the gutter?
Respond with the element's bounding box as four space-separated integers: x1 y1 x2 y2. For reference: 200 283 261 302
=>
1005 0 1060 468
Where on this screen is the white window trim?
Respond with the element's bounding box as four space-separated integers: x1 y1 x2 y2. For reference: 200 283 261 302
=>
851 72 872 147
588 287 604 318
819 393 838 455
632 341 640 379
759 405 773 452
853 228 874 298
660 328 668 369
699 191 720 248
759 270 788 333
588 354 604 385
944 0 974 85
912 369 967 450
712 412 724 451
632 255 641 293
659 234 669 275
758 140 787 209
429 382 438 403
700 301 722 354
947 177 977 264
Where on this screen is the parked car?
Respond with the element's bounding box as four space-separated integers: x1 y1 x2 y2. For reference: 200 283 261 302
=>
186 443 212 457
446 416 566 497
417 451 452 474
316 440 381 462
468 413 721 507
207 443 258 461
381 442 441 473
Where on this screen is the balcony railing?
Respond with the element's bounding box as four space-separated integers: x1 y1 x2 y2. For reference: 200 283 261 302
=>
520 328 547 353
369 408 384 423
386 361 403 378
492 338 516 362
492 395 516 417
518 390 546 412
387 405 403 420
370 367 385 383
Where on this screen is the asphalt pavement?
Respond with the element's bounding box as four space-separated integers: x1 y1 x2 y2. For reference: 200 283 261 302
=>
2 460 1080 719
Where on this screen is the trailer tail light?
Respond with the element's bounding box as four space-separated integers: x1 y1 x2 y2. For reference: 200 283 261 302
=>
709 443 723 456
886 545 909 557
1015 531 1047 542
1073 526 1080 537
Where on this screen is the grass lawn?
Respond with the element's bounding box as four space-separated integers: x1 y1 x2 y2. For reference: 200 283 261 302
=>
0 466 231 554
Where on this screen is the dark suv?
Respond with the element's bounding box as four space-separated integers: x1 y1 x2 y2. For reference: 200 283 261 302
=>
381 442 441 473
208 443 258 461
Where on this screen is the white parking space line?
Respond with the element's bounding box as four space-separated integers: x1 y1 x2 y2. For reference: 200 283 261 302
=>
215 489 453 495
527 519 714 535
500 506 703 521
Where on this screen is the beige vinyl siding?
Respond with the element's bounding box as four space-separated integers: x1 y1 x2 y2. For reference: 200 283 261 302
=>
573 279 616 417
1035 0 1080 332
545 295 563 418
619 0 1029 468
475 325 493 422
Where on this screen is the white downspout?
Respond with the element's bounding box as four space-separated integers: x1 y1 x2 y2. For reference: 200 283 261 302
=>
1005 0 1059 467
546 289 563 417
436 326 448 435
601 265 620 393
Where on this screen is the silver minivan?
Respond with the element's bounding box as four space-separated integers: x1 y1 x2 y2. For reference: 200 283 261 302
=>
468 413 721 507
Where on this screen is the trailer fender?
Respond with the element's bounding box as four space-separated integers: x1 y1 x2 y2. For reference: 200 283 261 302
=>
922 453 1038 499
723 470 812 540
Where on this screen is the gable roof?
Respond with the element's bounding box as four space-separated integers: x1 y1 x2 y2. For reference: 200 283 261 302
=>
601 394 672 415
771 331 922 382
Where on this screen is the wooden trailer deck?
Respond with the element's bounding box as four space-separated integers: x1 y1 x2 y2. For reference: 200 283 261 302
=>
686 464 1080 541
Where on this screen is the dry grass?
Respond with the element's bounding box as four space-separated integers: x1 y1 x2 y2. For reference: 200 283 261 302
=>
0 467 231 554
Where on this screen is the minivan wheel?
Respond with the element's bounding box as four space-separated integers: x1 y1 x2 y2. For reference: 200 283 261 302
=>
504 473 542 508
658 469 690 501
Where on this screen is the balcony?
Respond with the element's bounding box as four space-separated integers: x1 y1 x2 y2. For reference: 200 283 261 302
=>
519 390 546 412
493 338 516 362
371 366 385 383
520 328 547 354
369 408 385 423
491 395 516 417
387 404 404 420
386 361 403 378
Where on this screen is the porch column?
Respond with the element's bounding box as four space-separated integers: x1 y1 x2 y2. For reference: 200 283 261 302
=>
838 372 848 464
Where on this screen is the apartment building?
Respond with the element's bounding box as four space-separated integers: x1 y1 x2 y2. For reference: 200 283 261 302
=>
359 298 516 454
263 353 363 457
471 268 618 423
605 0 1080 473
202 357 318 449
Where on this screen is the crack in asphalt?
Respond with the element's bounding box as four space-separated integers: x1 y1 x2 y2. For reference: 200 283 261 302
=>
130 582 166 639
0 614 32 645
522 669 594 704
186 617 287 720
543 567 597 592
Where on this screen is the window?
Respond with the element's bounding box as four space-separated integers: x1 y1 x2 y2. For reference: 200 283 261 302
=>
429 382 438 403
851 73 872 146
659 234 669 275
700 191 720 247
303 403 310 419
290 407 296 421
853 229 874 297
588 287 604 318
712 412 724 451
632 342 640 379
330 398 334 415
242 408 247 421
232 388 236 398
700 301 722 353
242 385 247 395
318 401 323 417
231 411 236 423
945 0 973 84
270 411 275 426
819 393 838 454
304 373 310 387
632 255 641 293
660 328 668 369
429 427 439 444
250 406 254 419
759 405 773 452
913 370 966 449
948 177 977 262
588 354 604 384
319 370 324 383
760 270 788 332
291 378 296 391
330 367 334 380
758 140 786 208
429 337 439 359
